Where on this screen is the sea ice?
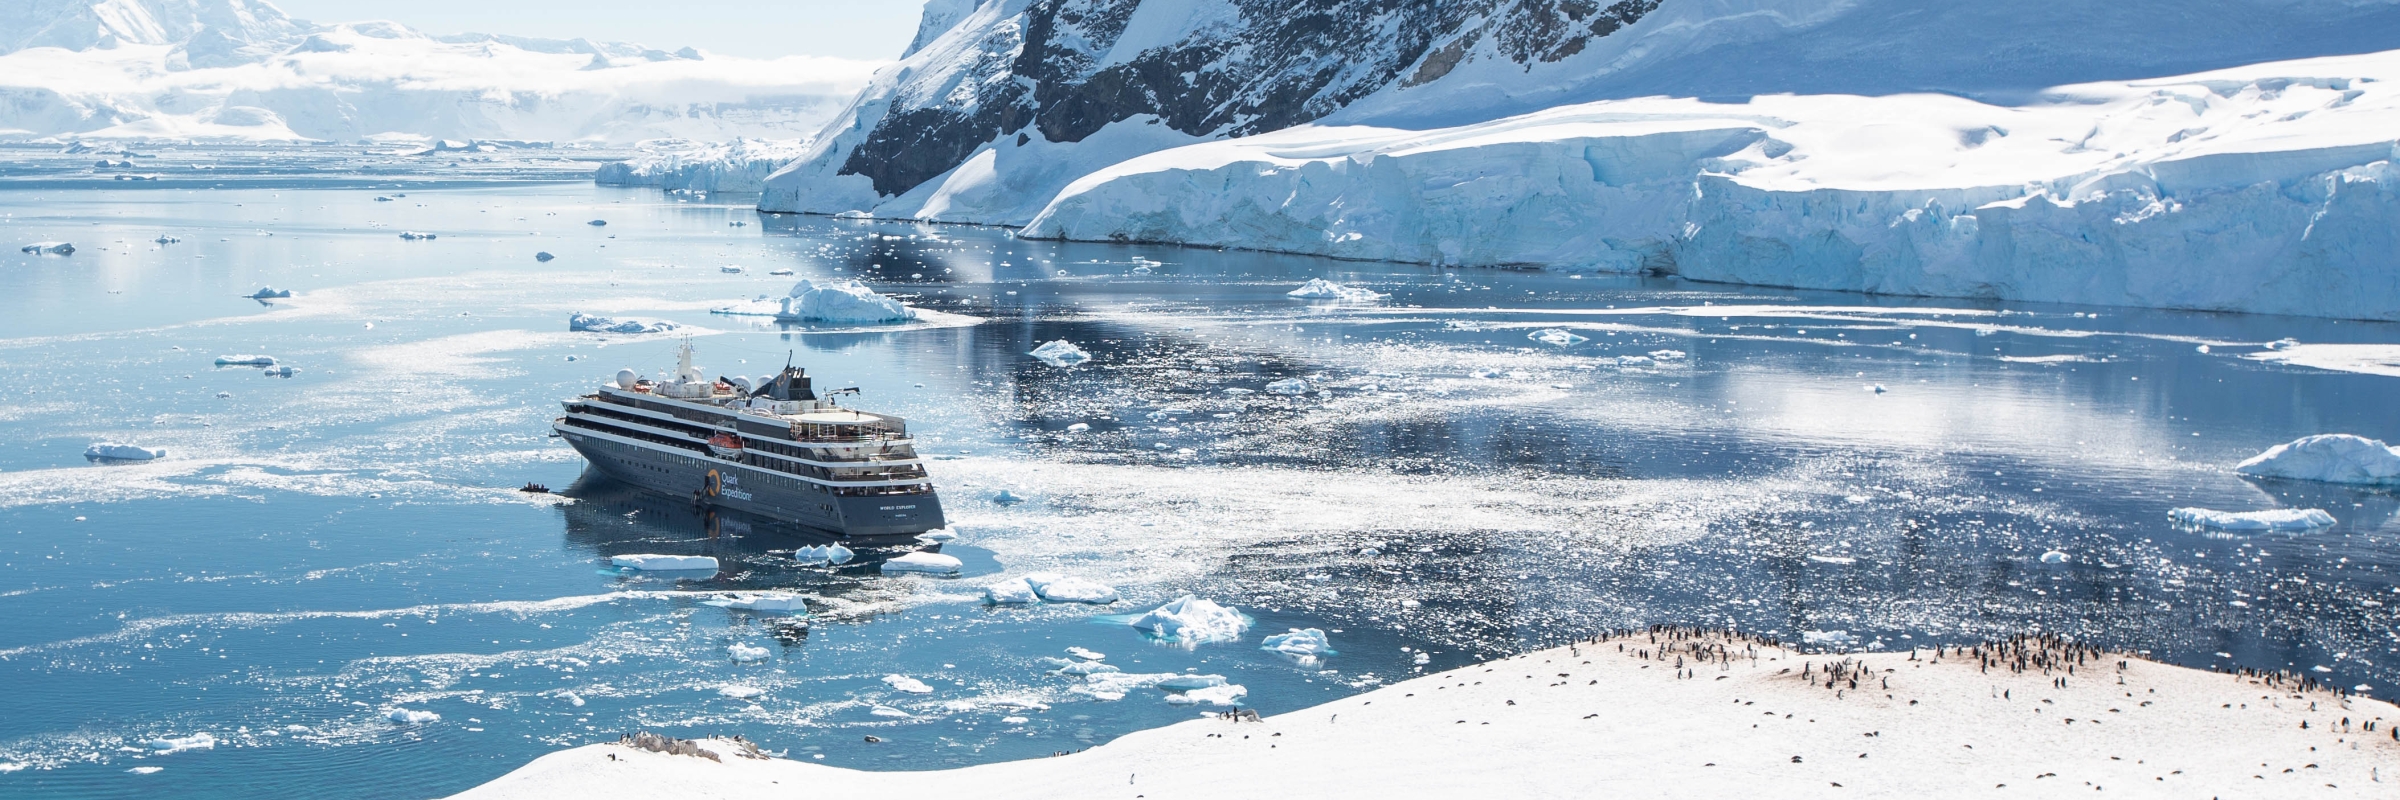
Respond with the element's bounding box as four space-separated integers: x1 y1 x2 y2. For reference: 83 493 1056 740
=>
214 354 276 366
727 642 771 662
610 554 718 571
723 593 807 613
1129 595 1251 643
882 551 963 574
1027 574 1118 604
1052 661 1120 677
882 675 934 694
984 577 1040 604
385 709 439 724
248 287 292 299
2039 550 2071 564
773 277 914 323
1066 647 1105 661
869 706 911 717
718 685 765 699
1617 355 1654 366
1163 683 1248 706
1649 350 1687 361
2234 434 2400 485
1264 378 1310 395
569 313 682 334
1261 628 1336 657
2167 507 2338 531
1029 340 1092 366
1065 423 1092 433
85 442 165 460
19 241 74 254
1287 279 1382 301
145 733 216 752
1527 329 1588 346
919 530 959 542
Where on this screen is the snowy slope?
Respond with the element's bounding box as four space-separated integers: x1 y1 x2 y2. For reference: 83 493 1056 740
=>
0 2 881 143
1023 50 2400 319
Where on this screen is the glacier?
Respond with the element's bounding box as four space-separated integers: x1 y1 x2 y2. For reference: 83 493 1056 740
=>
595 138 813 193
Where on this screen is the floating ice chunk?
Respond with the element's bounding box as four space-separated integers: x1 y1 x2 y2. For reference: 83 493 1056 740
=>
791 545 831 565
919 530 958 542
1129 595 1251 643
718 685 765 699
1412 652 1431 665
214 354 275 366
2038 550 2071 564
834 210 872 219
994 489 1027 505
20 242 74 255
1164 684 1248 706
778 278 914 323
1066 423 1092 433
720 265 745 273
560 691 585 707
587 219 608 227
1261 628 1335 657
385 709 439 724
1287 279 1381 301
1028 574 1118 604
1648 350 1687 361
727 642 771 662
1001 716 1030 724
882 675 933 694
1867 384 1889 394
827 544 853 565
569 313 682 334
1052 661 1120 677
248 287 292 299
869 705 911 717
2234 434 2400 486
1264 378 1310 396
723 593 807 613
1617 355 1654 366
1066 647 1105 661
2167 507 2337 531
1806 555 1857 565
397 231 436 240
1527 329 1588 346
146 733 217 752
610 554 718 571
155 235 181 244
883 552 963 574
86 442 165 461
1801 630 1856 647
768 269 793 276
534 252 555 262
128 766 163 774
1029 340 1092 367
984 577 1040 605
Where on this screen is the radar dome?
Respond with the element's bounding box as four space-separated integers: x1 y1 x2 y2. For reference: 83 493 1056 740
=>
615 369 638 389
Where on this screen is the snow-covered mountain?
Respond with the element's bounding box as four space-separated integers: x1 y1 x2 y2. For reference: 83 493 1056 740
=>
0 0 881 143
761 0 2400 319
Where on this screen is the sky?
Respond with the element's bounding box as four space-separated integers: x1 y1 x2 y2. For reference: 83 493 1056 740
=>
269 0 930 61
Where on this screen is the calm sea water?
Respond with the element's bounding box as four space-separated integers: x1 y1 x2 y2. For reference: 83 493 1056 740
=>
1 174 2395 799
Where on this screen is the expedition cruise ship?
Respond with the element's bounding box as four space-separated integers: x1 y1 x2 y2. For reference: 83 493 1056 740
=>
552 342 945 540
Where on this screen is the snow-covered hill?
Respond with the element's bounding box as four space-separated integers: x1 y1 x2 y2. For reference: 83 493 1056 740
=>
760 0 2400 319
0 0 881 143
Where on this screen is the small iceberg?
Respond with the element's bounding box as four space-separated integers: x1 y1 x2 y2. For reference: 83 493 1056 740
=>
790 544 855 565
385 709 439 725
248 287 293 299
882 551 963 574
720 593 808 613
778 278 914 323
1287 278 1381 301
2038 550 2071 564
214 354 276 366
718 685 765 699
993 489 1027 505
1029 340 1091 367
727 642 771 662
85 442 165 461
534 251 555 262
1264 378 1310 396
2168 507 2337 531
144 733 216 753
2235 434 2400 486
569 313 682 334
984 577 1040 605
1066 646 1104 661
397 231 436 240
1129 595 1251 644
155 235 181 244
610 553 718 571
587 219 608 226
1027 573 1118 604
1261 628 1335 657
882 675 933 694
19 242 74 255
1649 350 1687 361
1527 329 1588 347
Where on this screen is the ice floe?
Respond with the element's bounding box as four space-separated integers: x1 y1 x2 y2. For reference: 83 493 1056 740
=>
1072 671 1237 702
1526 328 1588 346
19 241 74 254
385 709 439 725
1066 647 1104 661
2039 550 2072 564
1027 574 1118 604
882 675 933 694
727 642 771 662
1264 378 1310 395
1163 683 1248 706
214 354 276 366
1129 595 1251 644
1287 279 1382 302
1029 339 1092 366
85 442 165 461
716 593 807 613
717 685 765 699
2167 507 2338 531
2235 434 2400 485
569 313 683 334
609 554 718 571
778 278 914 323
881 552 963 574
144 733 216 752
1261 628 1335 657
983 577 1040 604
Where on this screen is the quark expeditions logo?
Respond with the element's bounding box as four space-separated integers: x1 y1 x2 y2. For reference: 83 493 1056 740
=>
708 469 755 501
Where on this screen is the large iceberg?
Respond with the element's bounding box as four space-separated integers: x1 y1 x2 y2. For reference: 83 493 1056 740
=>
777 279 914 324
1128 595 1251 644
2235 434 2400 485
2167 507 2338 531
570 313 682 334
